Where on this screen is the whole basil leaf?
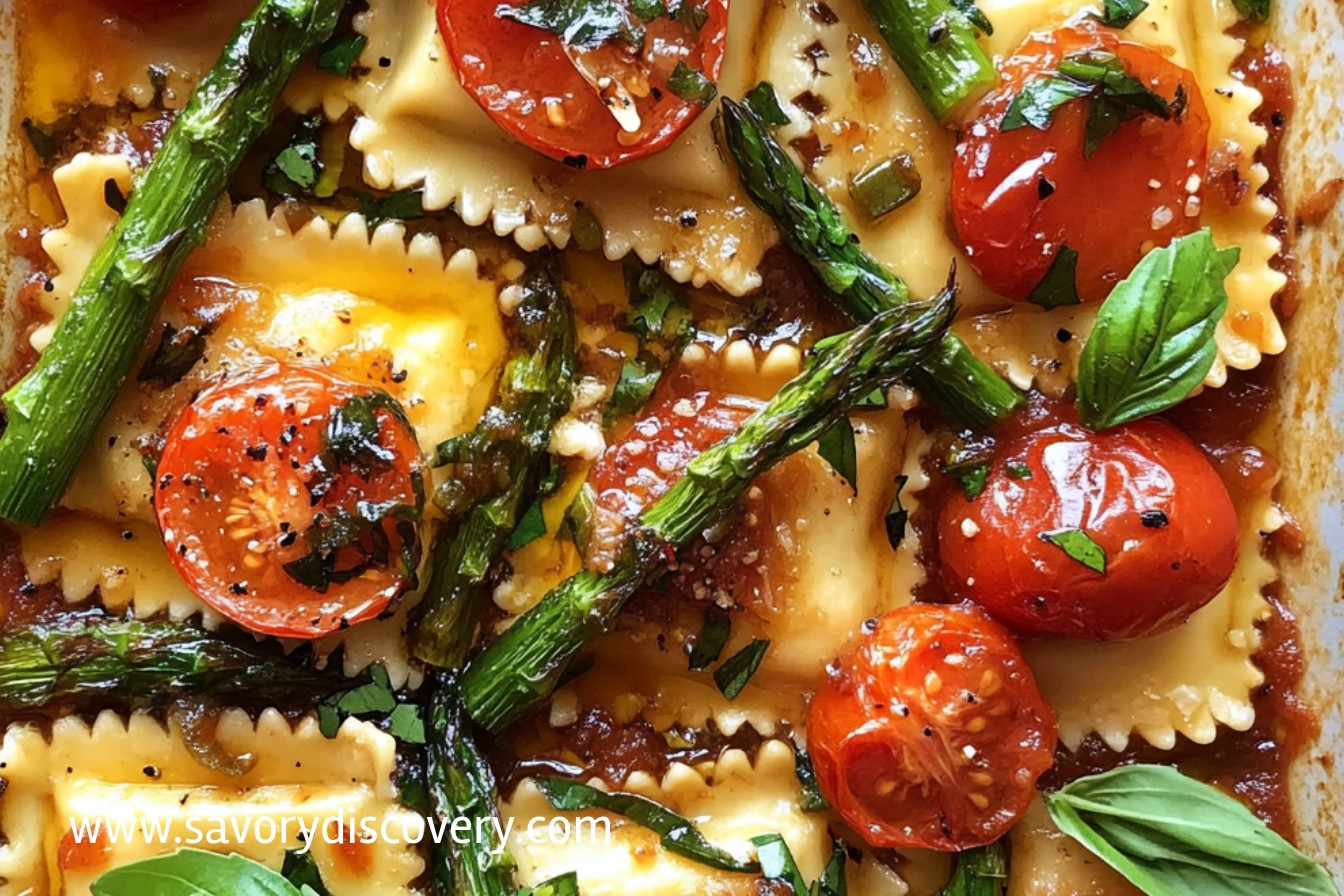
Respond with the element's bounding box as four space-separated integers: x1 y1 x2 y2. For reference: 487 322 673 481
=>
91 849 302 896
1075 229 1238 430
1045 765 1339 896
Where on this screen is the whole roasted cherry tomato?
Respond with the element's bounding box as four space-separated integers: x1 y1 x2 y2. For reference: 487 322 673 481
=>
807 603 1057 851
937 410 1238 640
951 22 1210 302
588 385 757 521
437 0 728 168
155 365 424 638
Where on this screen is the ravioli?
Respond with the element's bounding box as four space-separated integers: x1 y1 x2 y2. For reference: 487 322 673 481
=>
0 711 422 896
0 0 1302 891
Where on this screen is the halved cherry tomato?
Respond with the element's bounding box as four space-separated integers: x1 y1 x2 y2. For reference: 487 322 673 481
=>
937 407 1238 640
155 365 424 639
588 385 757 521
807 603 1057 851
437 0 728 168
951 22 1210 302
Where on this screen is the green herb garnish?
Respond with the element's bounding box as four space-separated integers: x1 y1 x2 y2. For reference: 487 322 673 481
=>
713 638 770 699
1040 528 1107 574
1076 229 1237 429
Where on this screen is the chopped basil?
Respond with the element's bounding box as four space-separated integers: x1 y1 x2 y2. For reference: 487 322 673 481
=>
849 154 922 221
669 0 710 29
817 416 858 494
1040 527 1107 574
1045 765 1337 896
90 849 305 896
1002 50 1172 158
517 872 581 896
282 499 422 593
629 0 665 20
605 263 694 424
507 499 548 550
387 702 426 744
753 834 848 896
316 664 397 738
885 474 910 549
562 483 597 554
753 833 810 895
352 188 426 223
667 61 718 105
950 0 994 34
1075 229 1237 429
498 0 645 50
324 390 414 472
744 81 791 127
1027 244 1082 310
957 463 989 500
137 321 211 387
854 387 888 409
713 638 769 699
604 356 664 425
1089 0 1148 28
535 777 760 872
790 738 830 812
688 607 732 671
939 842 1007 896
571 204 603 250
281 849 332 896
21 119 58 165
265 117 323 195
316 32 367 76
1006 461 1032 479
629 264 693 342
1232 0 1269 20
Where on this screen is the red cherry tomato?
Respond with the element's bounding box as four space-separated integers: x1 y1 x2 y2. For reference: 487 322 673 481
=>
437 0 728 168
807 603 1057 851
588 387 757 521
951 23 1210 302
155 365 425 639
937 410 1238 640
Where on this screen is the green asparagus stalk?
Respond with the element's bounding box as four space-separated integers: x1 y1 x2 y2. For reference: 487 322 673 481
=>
859 0 997 123
0 620 352 711
720 91 1023 431
939 842 1008 896
461 292 956 733
411 257 577 667
425 674 518 896
0 0 344 526
413 259 576 895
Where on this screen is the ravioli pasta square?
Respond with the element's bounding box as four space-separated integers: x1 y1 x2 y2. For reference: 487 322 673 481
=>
0 0 1320 892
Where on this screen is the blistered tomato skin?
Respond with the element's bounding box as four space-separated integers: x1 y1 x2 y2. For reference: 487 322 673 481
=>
951 22 1211 302
587 388 757 521
937 411 1239 640
437 0 729 169
807 603 1057 851
155 365 424 639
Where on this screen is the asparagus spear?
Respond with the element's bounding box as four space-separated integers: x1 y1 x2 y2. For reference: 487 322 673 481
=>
425 674 518 896
0 0 344 526
720 91 1023 432
859 0 996 123
461 292 956 733
412 257 577 667
0 620 352 711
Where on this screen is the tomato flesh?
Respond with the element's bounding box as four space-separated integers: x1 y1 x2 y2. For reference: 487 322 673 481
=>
951 23 1210 302
437 0 728 168
937 407 1239 640
155 365 424 639
807 603 1057 851
588 386 757 521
